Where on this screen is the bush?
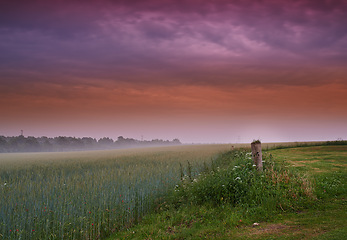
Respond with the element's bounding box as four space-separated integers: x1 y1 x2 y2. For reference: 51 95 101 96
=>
170 150 315 217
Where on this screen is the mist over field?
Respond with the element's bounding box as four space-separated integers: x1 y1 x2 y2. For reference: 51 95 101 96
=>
0 135 181 153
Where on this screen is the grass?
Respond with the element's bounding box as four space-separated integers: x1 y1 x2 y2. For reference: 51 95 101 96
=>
0 144 232 239
108 145 347 240
1 142 345 239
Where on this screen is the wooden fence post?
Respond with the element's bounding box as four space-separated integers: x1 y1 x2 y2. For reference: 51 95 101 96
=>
251 140 263 171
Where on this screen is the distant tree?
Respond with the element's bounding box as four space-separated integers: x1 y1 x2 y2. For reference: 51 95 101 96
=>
8 135 26 152
39 137 53 152
25 136 40 152
117 136 125 142
69 137 84 149
116 136 138 146
0 136 8 152
54 136 70 151
98 137 114 145
82 137 97 148
172 138 181 144
0 135 182 152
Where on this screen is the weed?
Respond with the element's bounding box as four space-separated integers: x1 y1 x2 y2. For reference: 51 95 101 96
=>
169 150 315 220
110 145 347 240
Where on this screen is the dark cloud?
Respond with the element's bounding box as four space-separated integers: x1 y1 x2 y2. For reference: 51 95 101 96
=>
0 0 107 39
0 0 346 90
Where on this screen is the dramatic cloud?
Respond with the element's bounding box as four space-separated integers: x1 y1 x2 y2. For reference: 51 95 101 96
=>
1 0 346 142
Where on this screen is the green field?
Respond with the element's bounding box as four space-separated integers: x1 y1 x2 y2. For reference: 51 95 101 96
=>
1 143 345 239
108 145 347 239
0 144 232 239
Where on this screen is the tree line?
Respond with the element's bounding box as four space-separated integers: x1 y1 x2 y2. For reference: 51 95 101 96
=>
0 135 181 153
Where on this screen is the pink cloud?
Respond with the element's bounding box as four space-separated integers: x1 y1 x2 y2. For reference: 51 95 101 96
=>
1 0 347 142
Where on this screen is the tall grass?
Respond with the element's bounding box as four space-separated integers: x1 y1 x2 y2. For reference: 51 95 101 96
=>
0 145 230 239
110 147 322 239
170 149 316 221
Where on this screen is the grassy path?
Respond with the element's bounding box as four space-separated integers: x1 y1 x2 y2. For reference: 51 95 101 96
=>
225 145 347 239
108 145 347 239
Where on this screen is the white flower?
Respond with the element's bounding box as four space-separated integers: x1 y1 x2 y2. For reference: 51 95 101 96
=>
4 183 7 186
252 164 256 167
235 177 241 181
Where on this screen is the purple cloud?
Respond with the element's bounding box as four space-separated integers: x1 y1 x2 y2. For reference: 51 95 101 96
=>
0 0 346 91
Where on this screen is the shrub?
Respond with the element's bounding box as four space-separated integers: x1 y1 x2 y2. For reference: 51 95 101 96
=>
171 150 315 218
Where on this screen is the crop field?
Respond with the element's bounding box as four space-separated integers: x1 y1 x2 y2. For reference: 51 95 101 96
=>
0 141 323 239
0 144 235 239
109 144 347 240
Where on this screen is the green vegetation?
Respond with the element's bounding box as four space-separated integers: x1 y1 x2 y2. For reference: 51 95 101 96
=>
109 145 347 239
0 135 182 153
1 142 346 239
0 144 230 239
266 139 347 151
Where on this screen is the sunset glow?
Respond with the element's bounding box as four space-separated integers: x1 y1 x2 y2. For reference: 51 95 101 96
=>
1 0 346 143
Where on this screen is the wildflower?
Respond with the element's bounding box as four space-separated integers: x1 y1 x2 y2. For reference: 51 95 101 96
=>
252 164 256 167
235 177 241 181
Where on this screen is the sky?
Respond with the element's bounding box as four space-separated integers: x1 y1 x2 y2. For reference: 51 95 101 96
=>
1 0 347 143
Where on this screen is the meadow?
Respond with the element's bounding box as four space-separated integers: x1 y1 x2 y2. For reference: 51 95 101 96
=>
1 144 234 239
109 144 347 239
1 141 342 239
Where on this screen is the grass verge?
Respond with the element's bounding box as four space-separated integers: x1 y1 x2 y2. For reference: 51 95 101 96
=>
107 145 346 239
